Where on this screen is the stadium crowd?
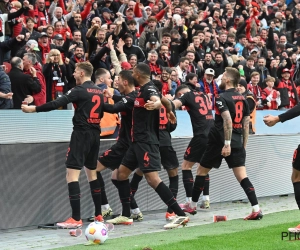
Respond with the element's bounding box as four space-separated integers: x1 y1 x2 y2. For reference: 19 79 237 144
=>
0 0 300 112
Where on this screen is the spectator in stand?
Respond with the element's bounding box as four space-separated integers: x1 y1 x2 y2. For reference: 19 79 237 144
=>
170 68 180 88
262 76 281 110
9 57 41 109
16 39 43 65
185 73 200 91
176 57 189 84
43 49 67 102
20 17 41 42
256 57 270 89
48 0 78 26
123 33 145 62
199 68 221 109
248 71 264 110
128 54 138 69
0 65 13 109
161 67 176 96
146 50 162 80
244 56 256 83
276 68 298 110
23 52 46 106
28 0 51 32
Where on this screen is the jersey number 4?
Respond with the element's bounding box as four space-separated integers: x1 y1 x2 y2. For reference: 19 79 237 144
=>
195 95 211 115
90 95 101 118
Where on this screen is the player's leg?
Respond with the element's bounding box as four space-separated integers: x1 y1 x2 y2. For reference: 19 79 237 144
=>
161 146 179 221
200 174 210 209
189 141 223 212
166 168 178 221
144 171 189 229
288 145 300 232
57 131 86 228
106 145 137 225
227 147 262 220
182 146 196 204
129 168 144 221
56 168 83 228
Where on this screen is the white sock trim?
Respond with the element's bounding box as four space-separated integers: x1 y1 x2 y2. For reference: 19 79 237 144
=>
252 204 260 212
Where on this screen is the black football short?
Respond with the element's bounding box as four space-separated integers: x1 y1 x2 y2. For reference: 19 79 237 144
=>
160 146 179 170
98 141 129 170
292 144 300 171
183 135 208 163
122 142 161 173
200 137 246 169
66 129 100 170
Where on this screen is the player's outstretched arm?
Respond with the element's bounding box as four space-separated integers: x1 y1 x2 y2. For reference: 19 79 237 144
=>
144 96 162 110
242 115 250 149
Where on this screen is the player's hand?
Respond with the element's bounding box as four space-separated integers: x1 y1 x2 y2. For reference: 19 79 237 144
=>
144 100 156 110
221 144 231 157
167 111 176 124
3 92 13 99
103 88 113 98
24 95 34 104
263 115 280 127
21 104 36 113
165 94 174 100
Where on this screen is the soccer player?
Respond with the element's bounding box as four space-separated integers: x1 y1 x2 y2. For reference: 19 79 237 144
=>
182 67 263 219
129 80 180 222
106 63 189 229
171 84 214 214
21 62 105 228
89 70 137 223
264 105 300 231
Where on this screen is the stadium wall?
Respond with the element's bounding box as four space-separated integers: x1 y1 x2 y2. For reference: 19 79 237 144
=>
0 110 298 230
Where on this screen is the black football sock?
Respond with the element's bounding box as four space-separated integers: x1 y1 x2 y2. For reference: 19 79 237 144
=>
203 174 210 196
155 181 185 216
240 177 258 206
68 181 81 221
130 173 143 209
192 175 206 203
97 172 108 205
111 179 118 189
89 179 102 217
118 179 131 217
293 182 300 209
182 170 194 198
167 175 179 213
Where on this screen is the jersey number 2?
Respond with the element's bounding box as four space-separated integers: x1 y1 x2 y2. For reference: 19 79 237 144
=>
90 95 101 118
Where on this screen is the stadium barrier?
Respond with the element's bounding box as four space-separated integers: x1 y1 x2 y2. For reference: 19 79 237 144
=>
0 110 298 230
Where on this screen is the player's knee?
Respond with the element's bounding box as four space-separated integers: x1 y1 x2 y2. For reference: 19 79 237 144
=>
167 168 178 177
196 165 209 176
145 173 161 189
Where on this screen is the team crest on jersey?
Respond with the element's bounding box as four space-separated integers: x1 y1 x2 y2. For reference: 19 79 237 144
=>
134 100 139 106
122 98 127 103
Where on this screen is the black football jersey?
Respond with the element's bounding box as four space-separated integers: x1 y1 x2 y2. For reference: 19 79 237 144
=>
178 91 214 137
132 82 160 144
213 88 250 148
36 81 104 131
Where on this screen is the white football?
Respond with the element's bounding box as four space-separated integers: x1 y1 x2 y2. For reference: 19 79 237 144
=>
85 222 108 244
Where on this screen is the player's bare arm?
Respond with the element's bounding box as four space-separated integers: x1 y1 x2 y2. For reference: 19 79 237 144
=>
221 110 232 157
161 96 172 113
144 95 161 110
242 116 250 149
172 99 183 110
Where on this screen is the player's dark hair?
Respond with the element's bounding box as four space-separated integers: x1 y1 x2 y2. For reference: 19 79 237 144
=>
94 68 109 80
135 63 151 78
175 84 190 96
119 70 134 86
152 80 162 92
225 67 240 87
76 62 94 77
